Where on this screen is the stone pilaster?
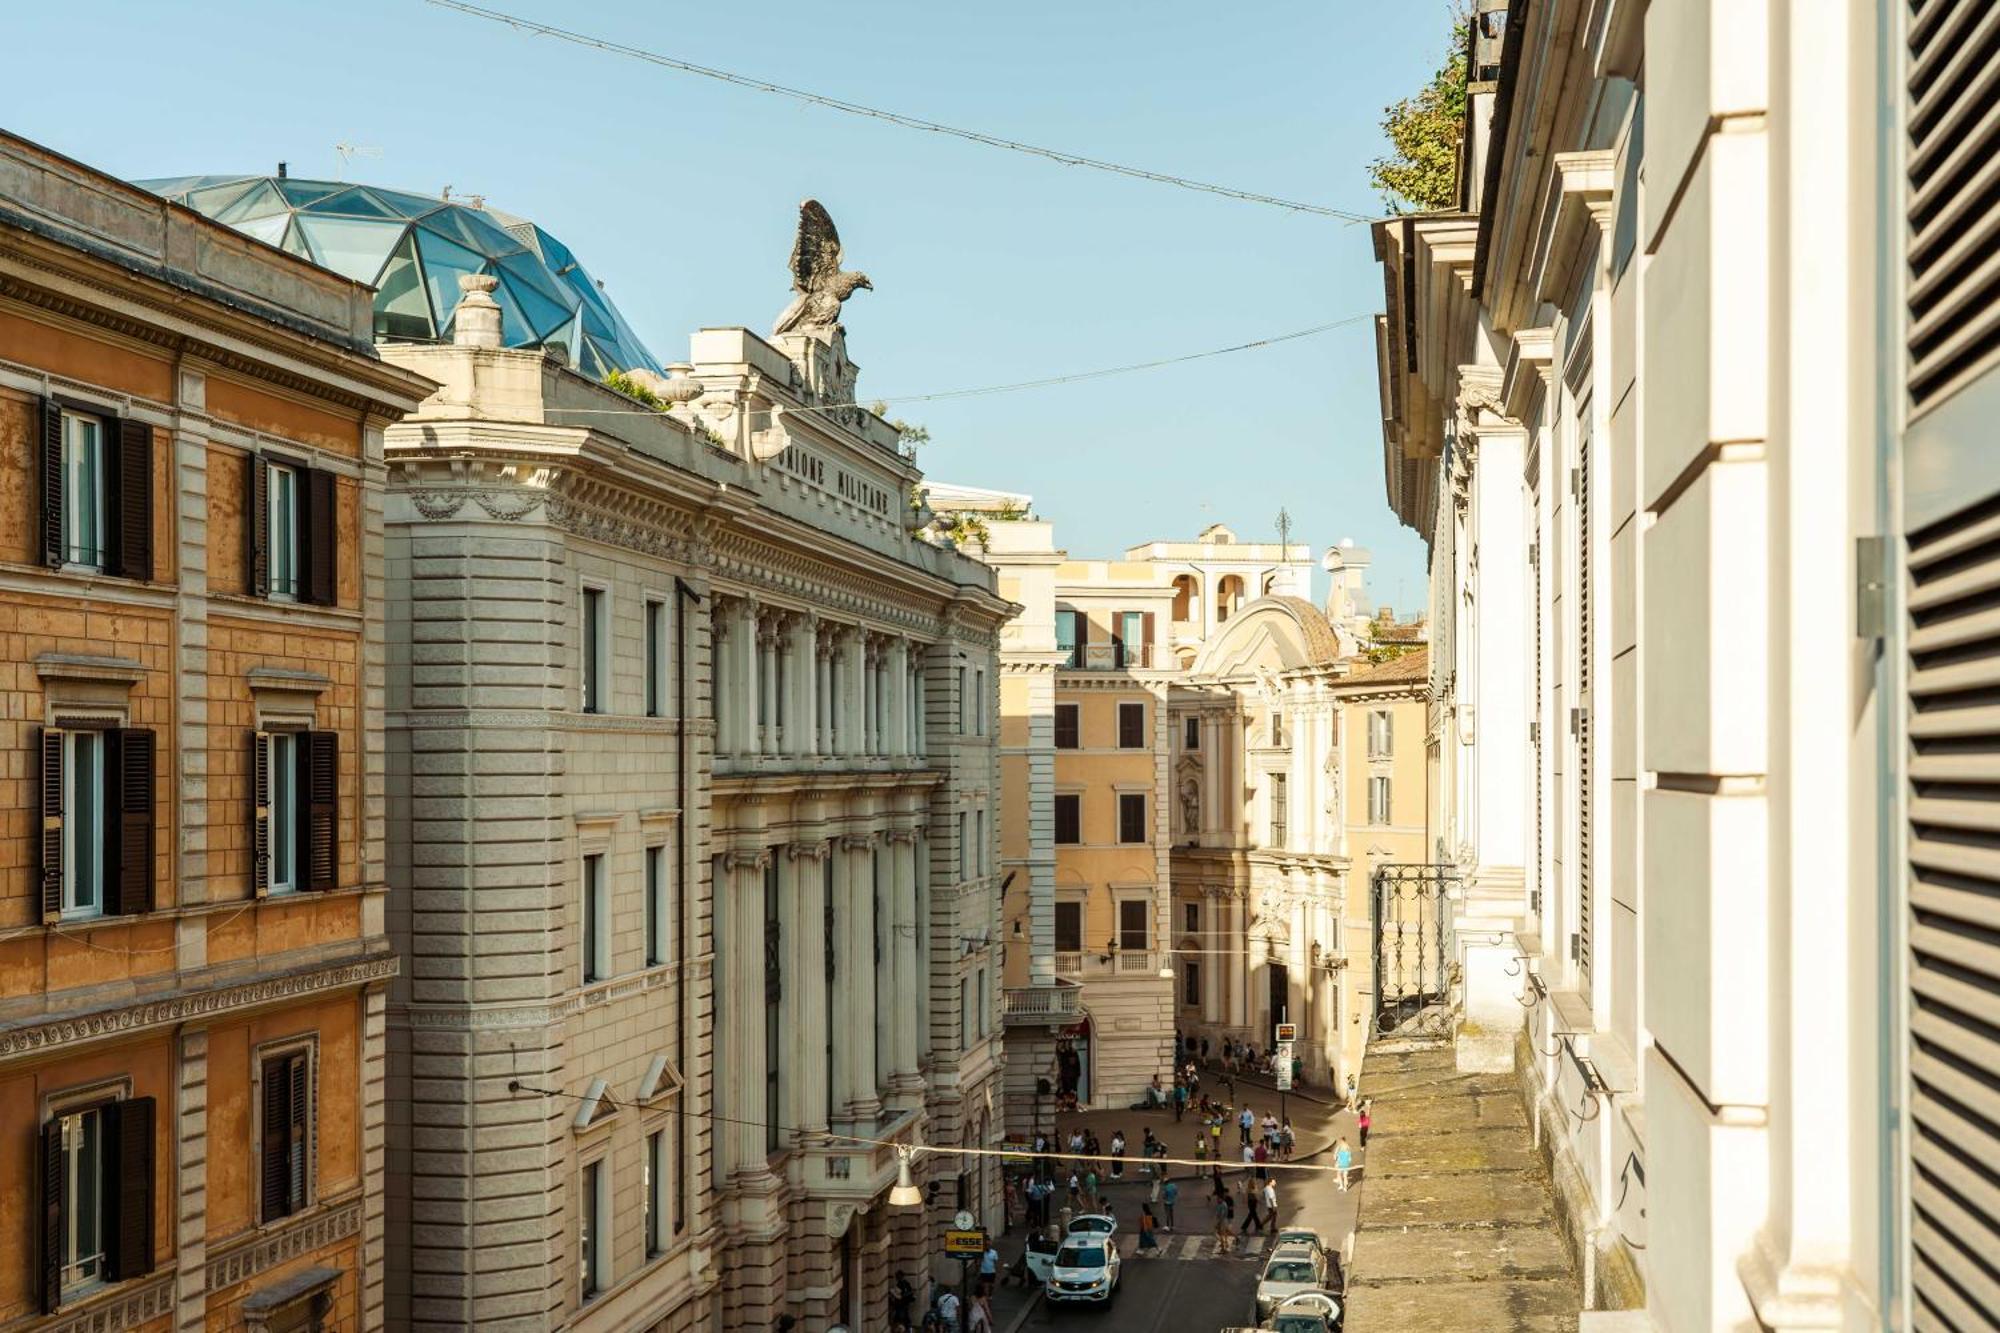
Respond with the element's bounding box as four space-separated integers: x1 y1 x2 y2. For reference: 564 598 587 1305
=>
787 840 831 1137
888 827 921 1095
173 1027 209 1333
360 982 388 1331
840 834 881 1121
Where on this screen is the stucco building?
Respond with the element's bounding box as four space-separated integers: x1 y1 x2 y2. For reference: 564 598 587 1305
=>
376 263 1009 1330
1371 0 2000 1327
0 134 432 1331
1170 614 1429 1089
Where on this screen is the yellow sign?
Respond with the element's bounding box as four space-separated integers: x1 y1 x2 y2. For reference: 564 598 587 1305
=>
944 1229 986 1256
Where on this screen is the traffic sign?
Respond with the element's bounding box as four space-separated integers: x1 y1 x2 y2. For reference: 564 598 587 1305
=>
1275 1039 1294 1090
944 1229 986 1256
1274 1022 1298 1043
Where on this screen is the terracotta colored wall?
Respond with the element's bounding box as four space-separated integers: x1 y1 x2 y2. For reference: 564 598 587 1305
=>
205 994 363 1243
207 443 362 608
0 1037 175 1324
0 310 174 406
204 614 362 900
0 392 176 580
205 375 360 459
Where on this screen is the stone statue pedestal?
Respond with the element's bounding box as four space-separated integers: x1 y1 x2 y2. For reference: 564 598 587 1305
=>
774 326 860 407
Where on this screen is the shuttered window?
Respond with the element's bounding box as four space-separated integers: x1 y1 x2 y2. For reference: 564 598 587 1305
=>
41 1096 155 1313
1054 794 1081 845
244 456 336 605
252 730 338 896
1118 702 1145 748
1053 901 1082 953
1270 774 1289 847
1904 490 2000 1326
1576 425 1594 991
39 402 152 579
1118 898 1149 950
260 1052 312 1223
1905 0 2000 410
1118 793 1147 844
39 728 154 922
1055 703 1080 750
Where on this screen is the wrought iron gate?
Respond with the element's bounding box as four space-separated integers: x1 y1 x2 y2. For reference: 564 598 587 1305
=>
1370 864 1459 1038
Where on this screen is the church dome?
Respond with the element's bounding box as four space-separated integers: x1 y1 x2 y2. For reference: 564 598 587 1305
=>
139 174 659 376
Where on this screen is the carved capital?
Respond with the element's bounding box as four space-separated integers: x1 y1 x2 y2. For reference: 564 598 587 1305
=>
787 840 832 862
723 848 773 873
884 828 918 846
839 833 877 852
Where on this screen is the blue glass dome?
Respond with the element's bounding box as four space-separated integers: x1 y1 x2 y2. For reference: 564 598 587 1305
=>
140 174 660 376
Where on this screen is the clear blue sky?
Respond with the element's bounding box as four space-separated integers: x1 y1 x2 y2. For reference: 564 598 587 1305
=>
9 0 1452 613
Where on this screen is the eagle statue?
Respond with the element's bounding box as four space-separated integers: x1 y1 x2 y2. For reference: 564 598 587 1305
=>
772 199 872 337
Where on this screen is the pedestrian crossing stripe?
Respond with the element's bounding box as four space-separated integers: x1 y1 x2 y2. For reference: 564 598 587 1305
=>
1124 1232 1273 1262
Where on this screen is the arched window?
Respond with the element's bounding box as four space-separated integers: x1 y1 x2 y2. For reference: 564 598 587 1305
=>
1171 574 1200 624
1216 575 1246 622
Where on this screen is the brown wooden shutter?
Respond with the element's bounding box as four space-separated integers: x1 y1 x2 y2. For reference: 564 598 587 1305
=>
305 731 338 891
40 1118 64 1313
114 419 153 581
246 454 269 597
109 730 155 916
109 1097 155 1280
40 399 64 568
39 729 63 923
304 468 336 607
1142 611 1156 665
251 731 271 896
260 1056 291 1221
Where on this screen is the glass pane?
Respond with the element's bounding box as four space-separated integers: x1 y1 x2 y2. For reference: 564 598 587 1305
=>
236 213 290 248
311 186 400 219
372 232 434 341
215 180 287 223
64 731 102 913
271 733 295 889
365 185 446 219
278 179 348 208
494 269 574 342
186 178 263 217
415 229 488 338
294 215 402 284
63 1107 103 1287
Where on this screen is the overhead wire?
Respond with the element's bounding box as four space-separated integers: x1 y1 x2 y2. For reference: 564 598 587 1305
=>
423 0 1378 223
542 315 1374 423
510 1079 1352 1175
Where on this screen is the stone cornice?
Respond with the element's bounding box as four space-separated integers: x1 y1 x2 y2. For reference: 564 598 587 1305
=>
38 1272 175 1333
0 950 398 1060
205 1195 362 1293
0 251 429 418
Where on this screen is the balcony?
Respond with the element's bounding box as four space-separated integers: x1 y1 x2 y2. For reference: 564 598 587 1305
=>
1051 949 1161 980
1061 643 1159 672
1001 980 1083 1026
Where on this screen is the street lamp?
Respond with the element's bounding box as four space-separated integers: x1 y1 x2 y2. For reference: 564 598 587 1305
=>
889 1144 924 1207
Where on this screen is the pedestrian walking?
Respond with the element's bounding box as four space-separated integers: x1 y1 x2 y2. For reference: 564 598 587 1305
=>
1280 1117 1296 1161
1238 1106 1255 1146
1253 1140 1269 1181
1067 1171 1081 1210
1162 1178 1179 1231
1110 1130 1126 1179
1212 1193 1232 1253
1209 1119 1224 1174
1083 1168 1099 1211
979 1243 999 1296
1262 1112 1280 1150
1242 1178 1265 1235
1345 1072 1359 1109
1173 1081 1187 1121
1359 1104 1373 1149
1261 1177 1278 1226
1334 1137 1354 1192
1138 1203 1161 1257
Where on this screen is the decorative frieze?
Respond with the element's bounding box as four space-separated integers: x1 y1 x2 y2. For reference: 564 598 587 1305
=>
204 1197 361 1292
0 953 398 1060
39 1273 175 1333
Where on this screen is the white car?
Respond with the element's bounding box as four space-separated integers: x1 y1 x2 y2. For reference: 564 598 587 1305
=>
1065 1212 1118 1240
1045 1236 1121 1305
1255 1245 1330 1321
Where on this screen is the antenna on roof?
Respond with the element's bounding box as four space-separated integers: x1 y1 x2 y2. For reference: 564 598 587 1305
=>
334 141 382 180
1275 507 1294 549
